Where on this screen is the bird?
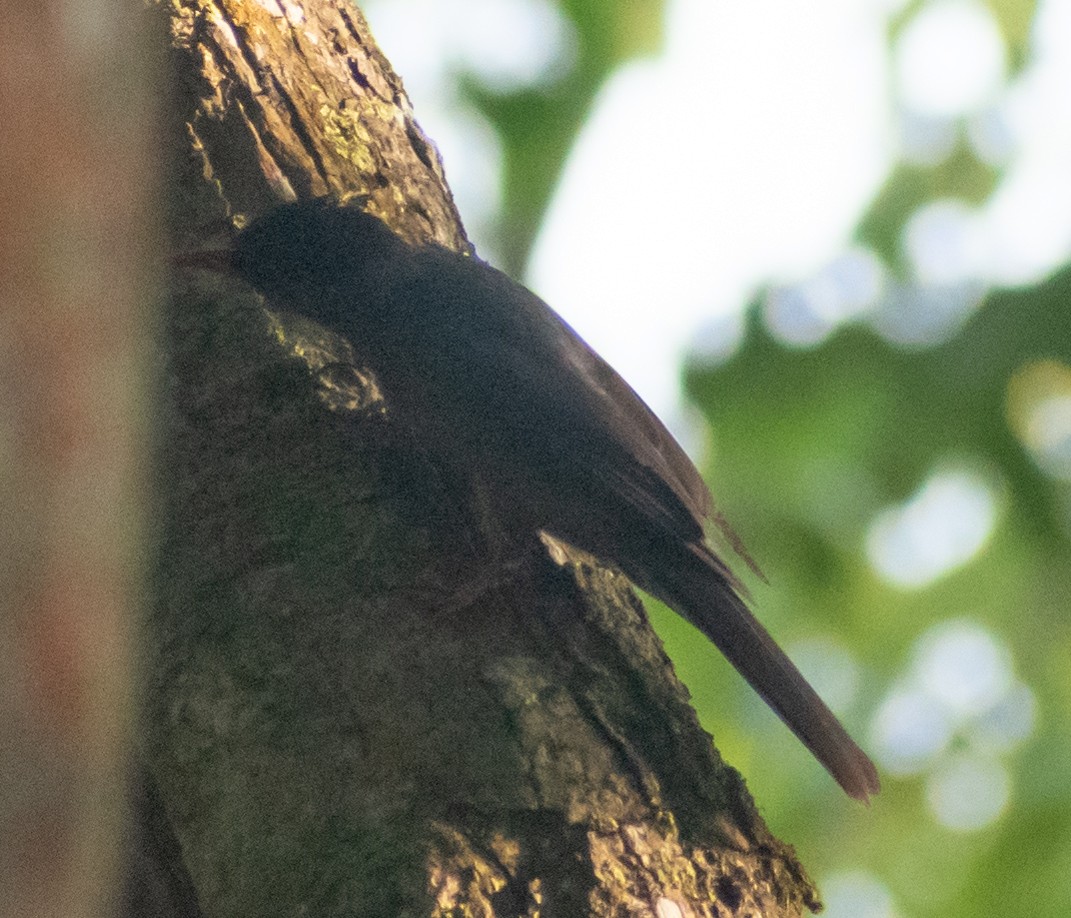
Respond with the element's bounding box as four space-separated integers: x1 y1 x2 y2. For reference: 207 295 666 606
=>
177 196 880 802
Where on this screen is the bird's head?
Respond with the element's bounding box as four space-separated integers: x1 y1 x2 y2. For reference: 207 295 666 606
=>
174 198 406 308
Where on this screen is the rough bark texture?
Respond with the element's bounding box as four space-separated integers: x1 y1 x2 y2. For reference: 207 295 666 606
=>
135 1 821 915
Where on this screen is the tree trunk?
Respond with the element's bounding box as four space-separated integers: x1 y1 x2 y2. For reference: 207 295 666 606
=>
0 4 158 918
131 2 820 915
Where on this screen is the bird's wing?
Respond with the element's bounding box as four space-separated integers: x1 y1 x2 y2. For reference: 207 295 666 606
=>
535 307 714 536
402 249 715 544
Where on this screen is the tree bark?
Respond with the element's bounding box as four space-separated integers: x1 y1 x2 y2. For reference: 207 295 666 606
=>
134 1 820 915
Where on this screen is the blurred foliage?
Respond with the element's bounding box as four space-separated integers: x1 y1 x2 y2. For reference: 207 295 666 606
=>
427 0 1067 914
672 269 1071 916
893 0 1039 74
860 147 998 271
465 0 663 274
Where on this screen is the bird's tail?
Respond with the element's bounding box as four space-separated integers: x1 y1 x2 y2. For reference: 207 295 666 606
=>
640 541 880 802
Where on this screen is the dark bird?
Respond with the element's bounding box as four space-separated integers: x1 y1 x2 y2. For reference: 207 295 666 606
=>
178 197 880 801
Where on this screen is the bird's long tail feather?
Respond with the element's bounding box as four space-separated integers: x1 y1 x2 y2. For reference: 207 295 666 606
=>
643 542 880 802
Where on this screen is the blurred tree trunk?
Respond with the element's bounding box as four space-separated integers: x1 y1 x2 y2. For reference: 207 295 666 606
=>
131 1 821 915
0 3 158 918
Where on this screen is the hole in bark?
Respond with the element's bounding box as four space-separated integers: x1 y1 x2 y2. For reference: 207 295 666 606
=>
715 875 743 911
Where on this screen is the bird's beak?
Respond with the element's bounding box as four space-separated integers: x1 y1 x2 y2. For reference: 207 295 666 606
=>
170 248 237 274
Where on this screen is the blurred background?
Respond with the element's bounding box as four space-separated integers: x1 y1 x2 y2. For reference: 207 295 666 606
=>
362 1 1070 915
